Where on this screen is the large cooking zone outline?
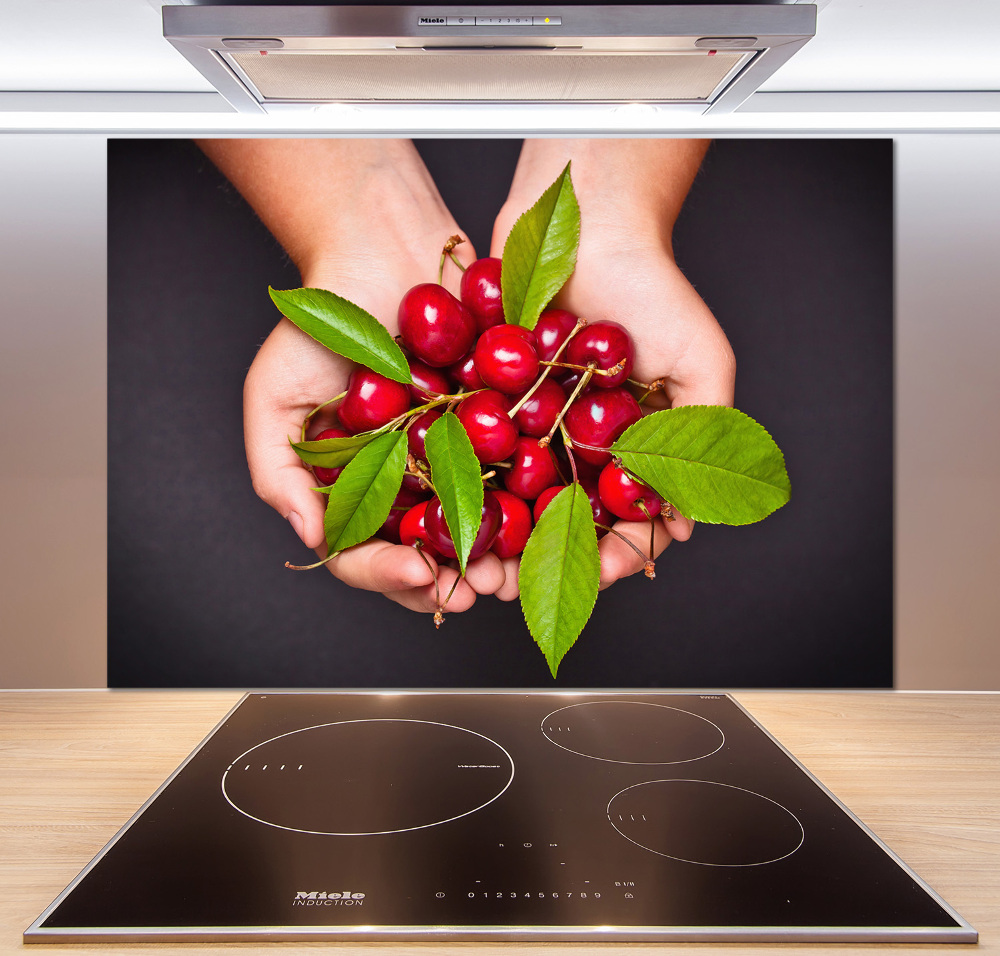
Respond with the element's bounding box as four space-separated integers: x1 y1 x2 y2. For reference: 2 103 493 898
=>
221 717 516 836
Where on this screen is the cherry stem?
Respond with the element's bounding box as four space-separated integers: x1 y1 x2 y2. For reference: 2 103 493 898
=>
635 498 656 578
300 390 348 441
594 523 650 567
549 449 570 487
507 317 587 418
541 358 626 378
539 364 594 449
438 235 466 284
406 455 436 494
382 388 487 437
570 438 615 456
285 548 341 572
435 571 463 627
558 421 580 484
481 470 496 482
412 543 443 622
635 378 666 406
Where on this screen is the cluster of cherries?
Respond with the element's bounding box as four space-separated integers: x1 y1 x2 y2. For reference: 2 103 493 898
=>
309 253 670 573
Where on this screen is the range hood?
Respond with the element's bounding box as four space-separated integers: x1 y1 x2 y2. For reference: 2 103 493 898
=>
162 4 816 114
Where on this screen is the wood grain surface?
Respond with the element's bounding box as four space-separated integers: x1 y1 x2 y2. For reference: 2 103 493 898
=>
2 690 997 954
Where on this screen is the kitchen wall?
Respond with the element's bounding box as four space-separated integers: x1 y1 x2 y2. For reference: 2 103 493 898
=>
1 132 998 689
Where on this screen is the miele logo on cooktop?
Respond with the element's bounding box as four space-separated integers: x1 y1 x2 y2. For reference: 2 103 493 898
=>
293 891 365 906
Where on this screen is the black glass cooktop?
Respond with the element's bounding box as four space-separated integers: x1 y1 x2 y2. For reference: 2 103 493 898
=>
26 693 975 943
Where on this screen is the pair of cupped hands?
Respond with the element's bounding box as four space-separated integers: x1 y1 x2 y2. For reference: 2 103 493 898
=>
231 139 735 616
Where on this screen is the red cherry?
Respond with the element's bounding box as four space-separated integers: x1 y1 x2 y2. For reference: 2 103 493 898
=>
401 472 433 496
448 350 486 391
398 283 476 367
399 500 442 560
407 408 443 461
563 386 642 467
598 463 663 521
512 378 566 438
580 476 613 531
474 325 540 395
479 323 537 349
504 436 561 500
534 308 579 362
460 257 505 331
338 367 411 434
554 367 593 397
456 390 518 463
424 491 503 560
491 490 533 559
532 480 609 534
311 426 350 486
565 319 635 388
408 359 452 403
564 453 602 484
532 484 565 522
376 485 429 544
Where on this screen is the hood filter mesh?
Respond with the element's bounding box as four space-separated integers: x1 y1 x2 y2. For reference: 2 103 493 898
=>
229 50 746 102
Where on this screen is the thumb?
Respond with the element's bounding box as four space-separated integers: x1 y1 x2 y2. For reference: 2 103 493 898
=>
667 360 736 408
244 381 327 551
489 204 520 260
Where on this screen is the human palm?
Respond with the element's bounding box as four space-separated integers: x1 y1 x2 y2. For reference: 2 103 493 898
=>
244 244 508 613
490 214 735 591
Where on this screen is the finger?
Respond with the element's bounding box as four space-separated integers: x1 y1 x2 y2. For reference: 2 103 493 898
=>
384 569 479 615
244 322 353 549
463 552 507 596
326 540 437 592
489 216 511 260
664 508 695 542
662 326 737 409
429 566 480 614
244 404 328 549
598 518 671 590
495 556 521 601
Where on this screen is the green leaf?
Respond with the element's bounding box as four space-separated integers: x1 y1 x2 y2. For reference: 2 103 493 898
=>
610 406 791 526
323 431 407 553
423 411 483 575
291 427 387 468
518 483 600 678
501 162 580 330
269 286 412 384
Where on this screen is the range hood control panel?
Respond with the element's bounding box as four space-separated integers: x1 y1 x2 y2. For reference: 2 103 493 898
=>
420 15 562 25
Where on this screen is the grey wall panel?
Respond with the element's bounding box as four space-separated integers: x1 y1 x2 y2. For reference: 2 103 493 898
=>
0 134 107 688
895 134 1000 689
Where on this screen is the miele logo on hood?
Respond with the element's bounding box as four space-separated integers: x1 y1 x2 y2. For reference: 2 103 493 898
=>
293 890 366 906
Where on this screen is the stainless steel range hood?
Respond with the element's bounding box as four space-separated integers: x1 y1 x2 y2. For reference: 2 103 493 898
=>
162 4 815 114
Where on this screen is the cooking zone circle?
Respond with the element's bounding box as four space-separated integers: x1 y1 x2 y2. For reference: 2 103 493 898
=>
221 719 514 836
541 700 725 764
608 779 805 866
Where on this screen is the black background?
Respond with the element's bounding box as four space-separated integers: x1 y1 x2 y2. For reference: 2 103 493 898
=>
107 138 892 688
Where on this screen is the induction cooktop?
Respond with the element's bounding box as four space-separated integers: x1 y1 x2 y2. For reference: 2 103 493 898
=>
25 692 976 943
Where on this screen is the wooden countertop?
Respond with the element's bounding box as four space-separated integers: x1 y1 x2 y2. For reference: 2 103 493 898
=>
2 690 997 954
